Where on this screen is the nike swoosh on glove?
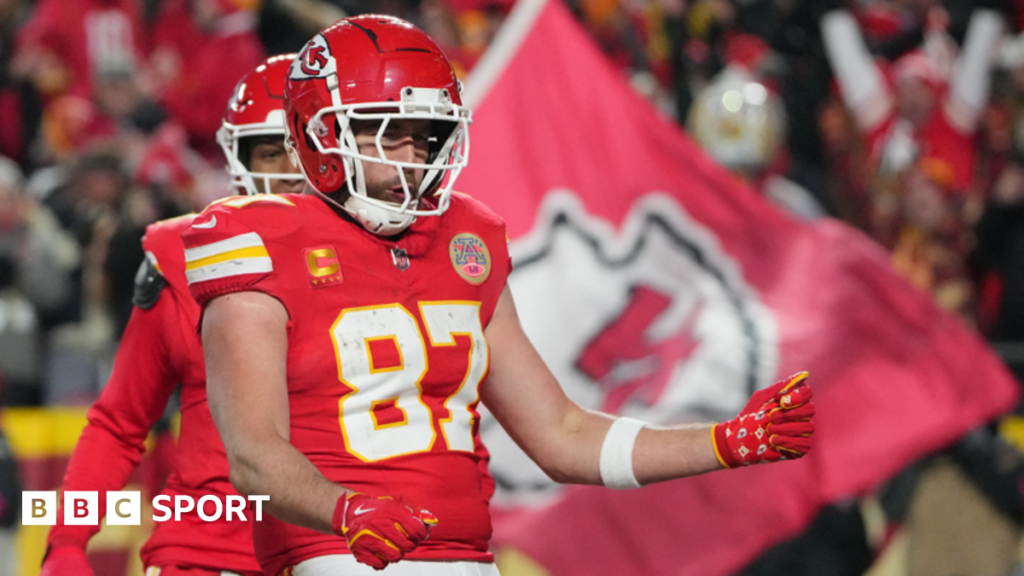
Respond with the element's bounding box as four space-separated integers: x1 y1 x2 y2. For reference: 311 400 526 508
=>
711 371 815 468
332 492 437 571
39 545 94 576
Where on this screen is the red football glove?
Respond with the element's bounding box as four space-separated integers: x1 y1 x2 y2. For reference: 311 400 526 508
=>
712 371 815 468
40 545 94 576
332 492 437 571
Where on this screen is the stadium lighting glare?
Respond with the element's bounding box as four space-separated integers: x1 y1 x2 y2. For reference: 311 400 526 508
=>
722 90 744 112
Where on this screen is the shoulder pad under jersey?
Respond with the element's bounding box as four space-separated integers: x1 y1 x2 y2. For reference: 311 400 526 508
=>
133 254 167 309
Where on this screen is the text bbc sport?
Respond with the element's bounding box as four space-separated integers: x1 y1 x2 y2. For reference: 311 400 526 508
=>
21 491 269 525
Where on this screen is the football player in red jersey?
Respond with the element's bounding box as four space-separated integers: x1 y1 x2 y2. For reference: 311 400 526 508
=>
185 16 816 576
39 54 304 576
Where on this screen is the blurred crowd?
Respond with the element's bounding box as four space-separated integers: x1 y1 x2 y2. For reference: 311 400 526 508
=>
653 0 1024 363
2 0 1022 406
647 0 1024 346
0 0 510 407
2 0 1024 573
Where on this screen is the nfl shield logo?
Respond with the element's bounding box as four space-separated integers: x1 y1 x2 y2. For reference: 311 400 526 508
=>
392 248 410 271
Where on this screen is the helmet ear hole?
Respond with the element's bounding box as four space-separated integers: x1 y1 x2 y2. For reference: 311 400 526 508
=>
302 123 318 152
289 114 310 154
334 117 344 141
237 137 254 170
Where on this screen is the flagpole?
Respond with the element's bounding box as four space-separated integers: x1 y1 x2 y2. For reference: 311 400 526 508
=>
463 0 550 109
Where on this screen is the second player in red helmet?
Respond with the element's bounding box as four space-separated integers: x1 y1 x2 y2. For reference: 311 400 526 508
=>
220 53 307 196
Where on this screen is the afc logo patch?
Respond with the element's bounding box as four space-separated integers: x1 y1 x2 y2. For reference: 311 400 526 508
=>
449 233 491 284
304 245 343 288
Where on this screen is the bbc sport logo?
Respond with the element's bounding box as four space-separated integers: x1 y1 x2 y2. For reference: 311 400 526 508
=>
22 491 269 525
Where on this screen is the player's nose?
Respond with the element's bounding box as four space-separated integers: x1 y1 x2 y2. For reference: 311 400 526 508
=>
387 140 419 164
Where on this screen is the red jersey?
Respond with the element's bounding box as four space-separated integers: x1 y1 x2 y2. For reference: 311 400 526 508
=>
15 0 145 99
48 214 260 573
865 102 977 192
182 193 511 576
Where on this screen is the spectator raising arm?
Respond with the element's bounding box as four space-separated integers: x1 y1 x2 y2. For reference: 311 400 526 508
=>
821 8 893 133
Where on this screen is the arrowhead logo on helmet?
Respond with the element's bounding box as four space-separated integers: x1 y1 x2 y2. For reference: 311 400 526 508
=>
301 46 328 76
290 34 335 80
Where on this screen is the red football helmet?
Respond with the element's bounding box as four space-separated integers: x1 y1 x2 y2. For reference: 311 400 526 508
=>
218 53 304 195
284 15 471 235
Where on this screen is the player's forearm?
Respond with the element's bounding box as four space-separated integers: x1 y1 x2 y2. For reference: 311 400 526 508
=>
226 434 345 534
534 409 720 486
510 403 605 485
203 291 342 526
49 360 171 548
69 421 156 486
631 423 721 484
48 445 111 548
66 416 148 485
483 286 792 489
48 425 144 547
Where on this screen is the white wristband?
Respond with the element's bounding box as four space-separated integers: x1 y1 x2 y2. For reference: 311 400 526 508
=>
599 417 647 490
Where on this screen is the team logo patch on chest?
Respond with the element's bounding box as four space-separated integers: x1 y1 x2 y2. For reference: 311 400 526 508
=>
449 233 491 284
304 245 344 288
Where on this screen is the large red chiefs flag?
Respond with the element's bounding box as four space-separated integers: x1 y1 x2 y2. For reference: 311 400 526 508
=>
458 0 1021 574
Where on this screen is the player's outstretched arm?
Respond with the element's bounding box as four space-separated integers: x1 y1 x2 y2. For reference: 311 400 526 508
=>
203 291 432 570
480 285 814 488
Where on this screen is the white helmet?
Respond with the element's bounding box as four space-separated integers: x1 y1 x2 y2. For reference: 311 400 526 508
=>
688 65 786 174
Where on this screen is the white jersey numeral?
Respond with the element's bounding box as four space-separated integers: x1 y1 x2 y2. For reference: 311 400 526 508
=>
331 302 487 461
420 302 487 453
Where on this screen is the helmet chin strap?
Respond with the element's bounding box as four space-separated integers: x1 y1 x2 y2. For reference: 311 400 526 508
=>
312 188 417 236
344 149 419 236
344 193 417 236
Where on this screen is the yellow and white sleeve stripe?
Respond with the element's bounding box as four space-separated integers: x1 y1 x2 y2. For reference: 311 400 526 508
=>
185 232 273 284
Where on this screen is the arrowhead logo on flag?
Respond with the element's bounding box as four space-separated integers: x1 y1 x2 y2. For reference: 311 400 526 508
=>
460 0 1021 575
